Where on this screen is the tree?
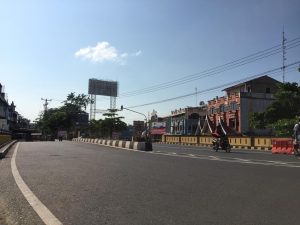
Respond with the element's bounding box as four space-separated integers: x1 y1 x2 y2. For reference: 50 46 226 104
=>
101 109 127 138
36 93 91 137
249 82 300 136
264 82 300 123
271 118 295 137
249 112 266 129
89 119 103 137
62 92 92 112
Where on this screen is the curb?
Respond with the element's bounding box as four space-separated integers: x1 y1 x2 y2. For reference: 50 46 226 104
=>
72 138 152 151
0 140 18 159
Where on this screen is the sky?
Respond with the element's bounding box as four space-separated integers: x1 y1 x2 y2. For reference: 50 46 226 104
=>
0 0 300 124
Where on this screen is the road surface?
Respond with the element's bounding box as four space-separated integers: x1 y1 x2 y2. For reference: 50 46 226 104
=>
0 141 299 225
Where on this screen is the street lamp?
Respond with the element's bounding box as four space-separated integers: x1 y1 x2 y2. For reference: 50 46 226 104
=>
120 105 152 151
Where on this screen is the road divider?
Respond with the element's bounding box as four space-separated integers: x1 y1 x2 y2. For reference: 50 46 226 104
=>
0 140 17 159
272 138 294 155
163 135 275 151
72 138 152 151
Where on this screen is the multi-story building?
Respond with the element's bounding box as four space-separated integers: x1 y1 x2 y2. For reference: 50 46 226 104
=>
166 105 207 135
7 101 18 130
0 83 9 132
149 110 166 141
0 83 29 133
206 75 280 135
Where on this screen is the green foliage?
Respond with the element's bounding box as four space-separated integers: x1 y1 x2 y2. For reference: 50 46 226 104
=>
249 112 266 129
63 92 92 111
88 109 127 138
36 93 127 138
36 93 91 136
101 109 127 138
269 118 295 137
248 82 300 136
265 82 300 123
89 119 103 137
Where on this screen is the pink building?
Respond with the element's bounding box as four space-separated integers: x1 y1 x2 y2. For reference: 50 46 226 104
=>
205 75 281 135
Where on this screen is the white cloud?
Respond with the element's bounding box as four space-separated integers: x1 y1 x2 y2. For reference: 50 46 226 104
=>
120 53 128 58
75 42 118 63
75 42 141 64
134 50 142 56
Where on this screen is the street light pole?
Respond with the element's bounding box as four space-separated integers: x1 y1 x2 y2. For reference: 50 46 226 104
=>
121 105 147 121
120 105 152 151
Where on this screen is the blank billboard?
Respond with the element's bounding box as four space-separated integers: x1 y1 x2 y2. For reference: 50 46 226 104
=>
88 79 118 97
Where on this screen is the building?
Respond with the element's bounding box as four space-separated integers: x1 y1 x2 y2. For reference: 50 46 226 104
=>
7 101 18 130
148 110 166 141
0 83 9 132
0 83 31 134
205 75 281 135
167 105 207 135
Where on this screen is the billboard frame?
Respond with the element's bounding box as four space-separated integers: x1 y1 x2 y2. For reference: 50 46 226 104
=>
88 79 118 97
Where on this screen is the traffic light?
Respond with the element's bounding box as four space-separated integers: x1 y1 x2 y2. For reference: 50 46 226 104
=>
121 105 123 110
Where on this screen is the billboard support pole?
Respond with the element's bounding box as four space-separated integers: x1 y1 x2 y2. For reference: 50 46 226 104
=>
90 94 96 120
88 78 118 118
110 96 116 109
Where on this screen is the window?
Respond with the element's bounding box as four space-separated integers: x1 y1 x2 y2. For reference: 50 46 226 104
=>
229 118 235 128
219 104 225 112
266 88 270 93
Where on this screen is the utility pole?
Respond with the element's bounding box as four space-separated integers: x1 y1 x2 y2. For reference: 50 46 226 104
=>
195 87 197 106
282 27 287 83
41 98 52 112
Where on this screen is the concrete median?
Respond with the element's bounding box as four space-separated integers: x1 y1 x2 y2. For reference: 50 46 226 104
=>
72 138 152 151
0 140 17 159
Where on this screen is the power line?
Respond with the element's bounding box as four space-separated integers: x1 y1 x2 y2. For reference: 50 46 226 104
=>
121 40 300 97
120 37 300 98
126 61 300 109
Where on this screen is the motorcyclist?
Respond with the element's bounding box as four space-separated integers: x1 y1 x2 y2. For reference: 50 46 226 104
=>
293 117 300 156
213 124 228 149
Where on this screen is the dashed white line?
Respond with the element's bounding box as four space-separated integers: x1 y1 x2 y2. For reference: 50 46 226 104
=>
11 143 63 225
234 158 250 162
209 156 219 160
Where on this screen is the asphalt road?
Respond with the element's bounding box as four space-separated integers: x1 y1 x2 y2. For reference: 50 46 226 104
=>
1 141 300 225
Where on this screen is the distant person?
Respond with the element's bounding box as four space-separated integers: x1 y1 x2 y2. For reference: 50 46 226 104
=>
293 117 300 141
59 136 63 142
293 117 300 156
214 124 225 138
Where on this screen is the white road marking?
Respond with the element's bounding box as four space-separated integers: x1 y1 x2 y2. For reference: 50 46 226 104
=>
11 143 63 225
233 158 249 162
77 141 300 168
209 156 219 160
153 151 300 167
158 144 273 155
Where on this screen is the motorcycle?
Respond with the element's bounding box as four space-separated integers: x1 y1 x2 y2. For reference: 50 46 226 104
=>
212 133 231 153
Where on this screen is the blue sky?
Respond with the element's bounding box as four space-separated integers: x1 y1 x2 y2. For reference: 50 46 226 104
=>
1 0 300 123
